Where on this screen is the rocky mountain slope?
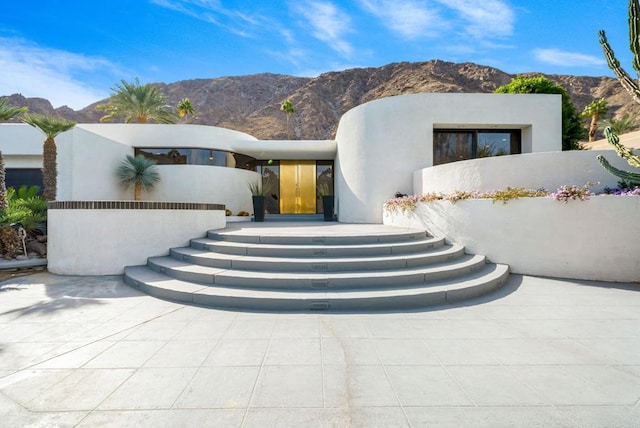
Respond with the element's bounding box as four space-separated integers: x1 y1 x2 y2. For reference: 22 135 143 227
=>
3 60 639 140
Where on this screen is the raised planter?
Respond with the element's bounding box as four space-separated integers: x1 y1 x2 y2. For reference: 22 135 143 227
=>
384 196 640 283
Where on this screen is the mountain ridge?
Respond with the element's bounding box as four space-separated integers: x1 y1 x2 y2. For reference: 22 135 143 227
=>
3 60 638 140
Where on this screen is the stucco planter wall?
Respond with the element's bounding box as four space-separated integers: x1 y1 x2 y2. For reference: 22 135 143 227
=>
48 201 225 275
383 196 640 283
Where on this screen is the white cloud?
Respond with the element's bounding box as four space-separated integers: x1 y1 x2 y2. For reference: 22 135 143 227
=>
435 0 514 38
358 0 447 39
0 37 117 109
294 1 354 58
534 48 606 68
150 0 269 38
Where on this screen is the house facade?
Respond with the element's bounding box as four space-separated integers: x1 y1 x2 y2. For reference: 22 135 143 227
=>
1 93 562 224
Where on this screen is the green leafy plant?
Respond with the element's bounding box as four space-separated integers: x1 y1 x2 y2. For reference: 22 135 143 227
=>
116 155 161 200
494 75 587 150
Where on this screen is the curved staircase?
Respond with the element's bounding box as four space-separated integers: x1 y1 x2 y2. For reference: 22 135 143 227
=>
124 224 509 311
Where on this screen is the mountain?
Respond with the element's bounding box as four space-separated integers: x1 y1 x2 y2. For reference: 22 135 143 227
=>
3 60 639 140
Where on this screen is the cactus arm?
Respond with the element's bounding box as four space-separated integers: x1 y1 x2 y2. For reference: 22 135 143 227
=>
599 30 640 104
631 0 640 74
604 127 640 167
597 155 640 184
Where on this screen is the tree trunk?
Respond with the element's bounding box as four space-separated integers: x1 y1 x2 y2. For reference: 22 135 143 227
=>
42 137 57 201
0 151 7 211
589 113 599 142
134 183 141 201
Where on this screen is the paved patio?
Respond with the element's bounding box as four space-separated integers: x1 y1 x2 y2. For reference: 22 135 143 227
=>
0 272 639 427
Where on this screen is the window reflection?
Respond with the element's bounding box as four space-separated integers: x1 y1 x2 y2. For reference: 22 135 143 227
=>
134 148 257 170
433 130 521 166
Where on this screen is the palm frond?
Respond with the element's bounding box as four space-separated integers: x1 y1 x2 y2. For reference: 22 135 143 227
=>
116 155 161 190
22 114 76 137
97 78 178 124
0 98 28 121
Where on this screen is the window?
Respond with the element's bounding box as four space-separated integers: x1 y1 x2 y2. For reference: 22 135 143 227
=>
6 169 43 192
135 148 257 170
433 130 521 165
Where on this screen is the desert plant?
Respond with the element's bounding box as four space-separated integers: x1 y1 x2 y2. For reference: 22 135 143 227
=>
599 113 640 135
280 99 295 138
581 98 608 142
116 155 161 200
0 98 28 210
177 98 195 123
248 181 264 196
596 127 640 185
22 113 76 201
599 0 640 104
97 78 178 124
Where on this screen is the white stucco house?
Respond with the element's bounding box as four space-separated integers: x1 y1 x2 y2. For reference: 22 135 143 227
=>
1 93 637 282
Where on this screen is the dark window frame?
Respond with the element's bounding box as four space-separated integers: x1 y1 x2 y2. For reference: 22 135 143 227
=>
134 147 257 171
433 129 521 166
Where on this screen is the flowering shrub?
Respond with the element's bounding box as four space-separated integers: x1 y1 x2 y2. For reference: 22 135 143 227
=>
603 186 640 195
551 183 592 203
384 182 637 213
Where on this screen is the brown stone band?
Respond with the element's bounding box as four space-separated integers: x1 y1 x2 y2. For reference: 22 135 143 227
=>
48 201 225 210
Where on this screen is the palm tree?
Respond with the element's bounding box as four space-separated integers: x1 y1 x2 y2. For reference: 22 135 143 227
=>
176 98 195 123
581 98 609 142
22 114 75 201
0 98 28 210
96 78 178 124
116 155 160 200
599 113 640 135
280 99 295 138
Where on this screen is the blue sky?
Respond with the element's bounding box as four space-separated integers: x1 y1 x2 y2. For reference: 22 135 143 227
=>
0 0 632 109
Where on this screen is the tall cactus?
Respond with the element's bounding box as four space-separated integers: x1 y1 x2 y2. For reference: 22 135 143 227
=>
598 0 640 185
596 127 640 185
599 0 640 103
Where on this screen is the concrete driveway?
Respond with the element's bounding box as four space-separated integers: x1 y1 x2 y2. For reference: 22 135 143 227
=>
0 272 639 427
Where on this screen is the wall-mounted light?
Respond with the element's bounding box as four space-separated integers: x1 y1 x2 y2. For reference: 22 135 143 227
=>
209 150 215 161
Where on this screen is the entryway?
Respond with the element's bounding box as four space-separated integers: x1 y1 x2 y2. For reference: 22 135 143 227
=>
258 160 334 215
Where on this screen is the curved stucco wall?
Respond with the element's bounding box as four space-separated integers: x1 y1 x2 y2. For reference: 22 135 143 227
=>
48 207 225 275
53 125 261 210
147 167 259 214
335 93 562 223
415 150 635 195
383 196 640 283
77 123 258 149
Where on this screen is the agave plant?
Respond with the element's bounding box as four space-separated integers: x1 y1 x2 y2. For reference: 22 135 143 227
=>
116 155 161 200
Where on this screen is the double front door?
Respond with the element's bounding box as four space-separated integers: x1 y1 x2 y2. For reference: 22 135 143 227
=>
279 160 316 214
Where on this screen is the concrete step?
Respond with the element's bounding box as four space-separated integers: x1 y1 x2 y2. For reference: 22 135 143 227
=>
207 227 428 245
189 235 446 257
170 243 463 272
124 263 510 311
146 253 486 290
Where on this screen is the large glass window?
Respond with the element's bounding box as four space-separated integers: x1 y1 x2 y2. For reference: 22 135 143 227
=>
256 161 281 214
433 130 521 165
6 169 43 192
135 148 257 170
316 161 333 214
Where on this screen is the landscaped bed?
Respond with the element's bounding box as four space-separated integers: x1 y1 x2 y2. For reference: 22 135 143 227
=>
383 185 640 283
